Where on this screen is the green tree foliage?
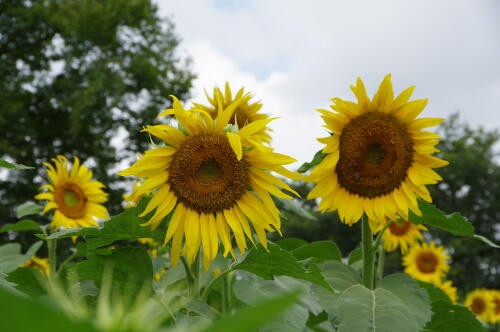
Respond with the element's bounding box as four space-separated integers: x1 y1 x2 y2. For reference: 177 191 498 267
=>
0 0 194 228
279 113 499 291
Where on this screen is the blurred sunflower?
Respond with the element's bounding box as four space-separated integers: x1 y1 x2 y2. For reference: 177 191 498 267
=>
21 255 50 276
36 156 108 229
403 241 450 283
465 289 493 322
434 280 458 304
381 219 427 253
490 290 500 323
191 83 272 143
308 75 448 225
119 95 299 270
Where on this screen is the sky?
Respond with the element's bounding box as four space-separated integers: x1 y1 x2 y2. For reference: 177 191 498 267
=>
155 0 500 167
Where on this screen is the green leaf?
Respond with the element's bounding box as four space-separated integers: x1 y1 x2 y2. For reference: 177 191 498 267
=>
319 261 361 292
473 234 500 248
0 220 41 233
276 238 308 250
347 248 362 265
298 150 327 173
200 291 301 332
233 243 332 290
74 247 153 296
278 197 316 221
0 241 43 274
419 282 487 332
6 268 47 298
45 206 166 249
16 202 43 219
292 241 342 263
0 285 97 332
335 274 431 332
409 200 474 235
0 159 33 170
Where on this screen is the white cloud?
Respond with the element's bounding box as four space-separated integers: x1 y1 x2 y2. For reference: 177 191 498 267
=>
156 0 500 165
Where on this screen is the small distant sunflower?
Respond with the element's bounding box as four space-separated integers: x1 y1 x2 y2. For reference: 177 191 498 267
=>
381 219 427 253
36 156 108 229
434 280 458 304
21 255 50 276
403 241 450 283
490 290 500 323
465 289 493 322
191 83 272 143
308 75 448 225
119 94 300 270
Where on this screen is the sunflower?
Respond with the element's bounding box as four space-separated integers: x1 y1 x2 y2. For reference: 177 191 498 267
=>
434 280 458 304
308 75 448 225
191 83 272 143
36 156 108 229
465 289 493 322
119 94 300 270
490 290 500 323
403 241 450 283
21 255 50 276
381 219 427 253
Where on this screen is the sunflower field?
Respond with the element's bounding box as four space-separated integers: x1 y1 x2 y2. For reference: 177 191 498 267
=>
1 75 499 332
1 1 499 332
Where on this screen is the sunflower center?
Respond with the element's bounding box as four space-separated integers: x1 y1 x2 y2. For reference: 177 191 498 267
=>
389 220 411 236
54 182 86 219
336 111 414 198
471 298 486 315
416 252 438 273
168 133 249 214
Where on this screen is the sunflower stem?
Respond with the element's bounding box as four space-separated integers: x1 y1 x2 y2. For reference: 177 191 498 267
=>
361 215 375 289
188 253 201 298
222 273 232 313
376 245 385 286
47 238 58 278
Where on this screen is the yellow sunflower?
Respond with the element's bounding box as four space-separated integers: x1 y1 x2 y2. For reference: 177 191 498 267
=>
490 290 500 323
119 94 300 270
465 289 493 322
191 83 272 143
308 75 448 225
36 156 108 229
434 280 458 304
381 219 427 253
403 241 450 283
21 255 50 276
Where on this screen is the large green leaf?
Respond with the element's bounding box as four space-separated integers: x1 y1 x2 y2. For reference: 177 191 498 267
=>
298 150 327 173
410 200 499 247
0 286 97 332
0 241 43 274
44 206 166 249
6 267 47 298
276 238 308 250
419 282 486 332
233 278 311 332
74 247 153 296
200 291 301 332
334 274 431 332
319 261 361 292
16 202 43 219
233 243 332 290
0 220 41 233
409 200 474 236
0 159 33 170
291 241 342 263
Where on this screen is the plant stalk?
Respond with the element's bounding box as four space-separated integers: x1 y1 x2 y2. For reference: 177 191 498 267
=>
222 273 231 314
188 253 201 298
361 215 375 289
47 238 58 278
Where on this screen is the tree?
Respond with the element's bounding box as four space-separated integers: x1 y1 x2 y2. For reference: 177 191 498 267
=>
0 0 194 229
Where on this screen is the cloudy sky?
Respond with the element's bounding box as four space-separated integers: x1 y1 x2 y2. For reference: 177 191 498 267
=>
156 0 500 167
